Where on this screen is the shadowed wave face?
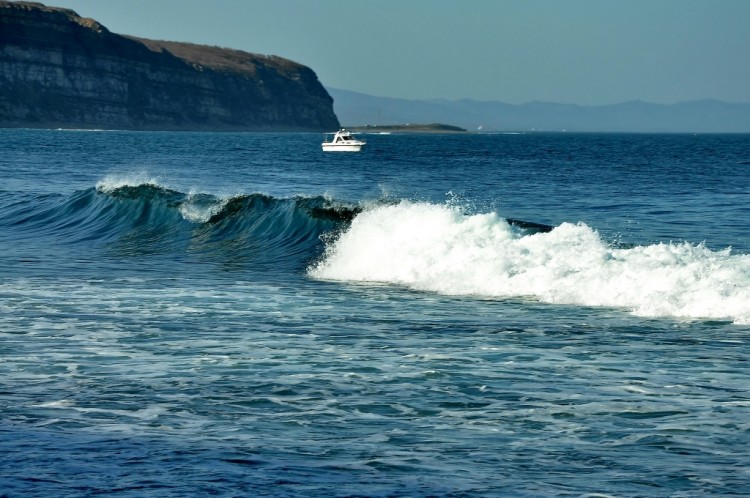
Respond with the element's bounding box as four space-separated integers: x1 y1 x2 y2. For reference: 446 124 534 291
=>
1 182 359 275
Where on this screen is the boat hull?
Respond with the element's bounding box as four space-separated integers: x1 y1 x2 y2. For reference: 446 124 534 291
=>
322 143 363 152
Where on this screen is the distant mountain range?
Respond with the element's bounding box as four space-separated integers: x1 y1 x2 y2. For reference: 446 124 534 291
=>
328 88 750 133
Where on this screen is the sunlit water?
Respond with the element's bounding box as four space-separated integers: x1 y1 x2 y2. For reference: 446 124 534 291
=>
1 129 749 497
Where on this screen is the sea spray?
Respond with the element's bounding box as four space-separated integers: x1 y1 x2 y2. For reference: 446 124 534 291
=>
310 201 750 323
95 172 167 193
178 192 229 223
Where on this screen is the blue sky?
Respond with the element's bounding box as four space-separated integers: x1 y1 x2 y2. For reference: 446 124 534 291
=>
42 0 750 105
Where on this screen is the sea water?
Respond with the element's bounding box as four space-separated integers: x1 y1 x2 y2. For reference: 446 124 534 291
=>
1 129 749 497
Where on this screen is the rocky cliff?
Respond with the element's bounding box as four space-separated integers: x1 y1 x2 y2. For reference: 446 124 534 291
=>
0 1 340 131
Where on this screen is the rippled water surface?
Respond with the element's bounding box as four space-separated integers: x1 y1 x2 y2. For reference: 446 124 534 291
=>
1 129 749 497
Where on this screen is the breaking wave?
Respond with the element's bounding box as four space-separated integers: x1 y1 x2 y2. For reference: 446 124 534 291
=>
309 201 750 324
6 178 748 323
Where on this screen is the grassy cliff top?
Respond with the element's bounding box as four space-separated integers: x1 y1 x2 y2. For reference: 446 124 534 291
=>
128 37 305 78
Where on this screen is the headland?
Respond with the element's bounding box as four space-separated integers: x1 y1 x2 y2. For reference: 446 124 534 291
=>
0 1 339 131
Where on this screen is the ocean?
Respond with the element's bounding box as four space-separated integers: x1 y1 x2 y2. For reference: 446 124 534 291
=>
1 129 749 497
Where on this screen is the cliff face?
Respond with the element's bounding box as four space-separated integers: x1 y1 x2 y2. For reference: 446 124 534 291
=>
0 1 340 131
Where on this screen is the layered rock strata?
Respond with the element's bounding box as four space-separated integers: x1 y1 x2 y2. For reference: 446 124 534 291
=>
0 1 340 131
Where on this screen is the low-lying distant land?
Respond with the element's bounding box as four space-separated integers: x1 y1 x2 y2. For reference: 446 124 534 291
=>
349 123 467 133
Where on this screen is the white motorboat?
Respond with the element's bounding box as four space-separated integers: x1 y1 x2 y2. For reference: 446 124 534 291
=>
322 129 365 152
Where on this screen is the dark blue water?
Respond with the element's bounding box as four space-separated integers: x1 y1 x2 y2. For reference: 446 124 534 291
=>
1 129 749 497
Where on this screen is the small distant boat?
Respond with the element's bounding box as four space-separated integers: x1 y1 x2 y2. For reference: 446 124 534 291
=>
322 129 365 152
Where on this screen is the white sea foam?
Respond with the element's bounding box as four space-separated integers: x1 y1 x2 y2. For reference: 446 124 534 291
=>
178 190 228 223
310 201 750 324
